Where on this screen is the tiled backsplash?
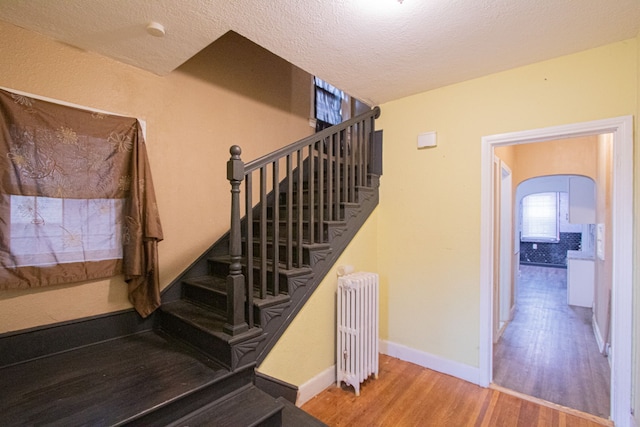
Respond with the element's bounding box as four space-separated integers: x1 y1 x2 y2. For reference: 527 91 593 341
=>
519 232 582 267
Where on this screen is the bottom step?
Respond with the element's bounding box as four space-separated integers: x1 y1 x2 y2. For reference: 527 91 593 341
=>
171 385 329 427
278 397 328 427
172 385 283 427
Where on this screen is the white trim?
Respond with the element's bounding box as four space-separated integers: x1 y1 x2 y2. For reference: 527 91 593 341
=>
296 364 336 407
498 160 513 333
479 124 495 387
593 312 606 354
609 116 634 427
379 339 481 385
295 338 488 408
480 116 634 427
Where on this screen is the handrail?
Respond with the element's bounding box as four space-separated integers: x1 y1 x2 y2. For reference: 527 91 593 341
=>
244 107 381 173
225 106 381 334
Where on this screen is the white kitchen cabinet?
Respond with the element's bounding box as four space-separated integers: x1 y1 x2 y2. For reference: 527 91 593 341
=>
567 251 594 307
569 177 595 223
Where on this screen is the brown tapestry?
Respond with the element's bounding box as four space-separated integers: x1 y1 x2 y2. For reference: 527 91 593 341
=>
0 89 163 317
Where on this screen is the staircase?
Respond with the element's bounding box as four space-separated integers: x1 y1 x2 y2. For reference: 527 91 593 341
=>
158 107 382 372
0 107 381 426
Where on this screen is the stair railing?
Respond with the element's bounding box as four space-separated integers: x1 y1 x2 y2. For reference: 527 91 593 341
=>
225 107 381 334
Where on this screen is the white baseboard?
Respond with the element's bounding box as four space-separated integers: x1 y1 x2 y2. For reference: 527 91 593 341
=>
295 341 483 407
592 313 606 354
379 339 481 386
296 364 336 407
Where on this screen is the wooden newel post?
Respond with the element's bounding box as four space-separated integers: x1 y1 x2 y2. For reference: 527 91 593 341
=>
224 145 249 336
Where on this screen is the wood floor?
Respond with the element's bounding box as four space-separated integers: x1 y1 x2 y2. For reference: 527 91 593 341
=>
302 354 610 426
493 265 611 418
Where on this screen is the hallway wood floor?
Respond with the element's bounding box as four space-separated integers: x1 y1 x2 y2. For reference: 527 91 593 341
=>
493 265 611 418
302 354 610 426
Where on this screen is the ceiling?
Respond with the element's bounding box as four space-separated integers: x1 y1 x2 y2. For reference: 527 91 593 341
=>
1 0 639 105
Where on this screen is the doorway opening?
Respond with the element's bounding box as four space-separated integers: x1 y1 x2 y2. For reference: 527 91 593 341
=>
479 117 633 426
493 173 609 417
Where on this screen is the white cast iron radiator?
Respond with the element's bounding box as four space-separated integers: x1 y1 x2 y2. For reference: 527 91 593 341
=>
336 271 379 396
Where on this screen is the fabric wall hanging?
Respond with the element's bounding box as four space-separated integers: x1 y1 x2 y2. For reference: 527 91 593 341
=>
0 89 163 317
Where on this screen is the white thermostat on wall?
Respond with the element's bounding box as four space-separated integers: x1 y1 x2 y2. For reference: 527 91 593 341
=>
417 131 437 148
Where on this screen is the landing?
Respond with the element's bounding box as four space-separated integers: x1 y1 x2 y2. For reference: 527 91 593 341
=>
0 331 228 426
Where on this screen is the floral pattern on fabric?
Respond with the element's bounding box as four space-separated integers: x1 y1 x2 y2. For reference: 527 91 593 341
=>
0 89 163 318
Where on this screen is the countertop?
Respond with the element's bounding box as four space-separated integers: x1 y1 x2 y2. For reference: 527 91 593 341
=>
567 249 594 260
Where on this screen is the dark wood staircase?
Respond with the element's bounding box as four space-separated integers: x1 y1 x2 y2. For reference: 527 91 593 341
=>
0 107 381 426
158 107 382 373
0 329 324 426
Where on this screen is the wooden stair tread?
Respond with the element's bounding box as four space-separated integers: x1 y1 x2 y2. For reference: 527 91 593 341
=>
278 396 328 426
254 293 291 308
184 275 293 304
161 300 263 342
175 385 283 426
162 300 227 332
243 238 332 251
208 255 313 276
280 184 374 195
184 275 227 293
0 331 227 427
251 218 339 227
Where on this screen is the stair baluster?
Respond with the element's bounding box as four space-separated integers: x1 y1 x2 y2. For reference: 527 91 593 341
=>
272 159 280 296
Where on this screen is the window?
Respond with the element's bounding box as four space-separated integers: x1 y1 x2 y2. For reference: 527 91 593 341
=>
521 192 559 242
314 77 345 131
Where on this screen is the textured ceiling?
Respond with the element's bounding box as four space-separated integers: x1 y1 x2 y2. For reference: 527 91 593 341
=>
1 0 639 105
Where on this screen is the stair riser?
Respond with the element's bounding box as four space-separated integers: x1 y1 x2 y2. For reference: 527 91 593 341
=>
242 241 310 266
160 311 233 368
260 204 346 223
208 260 293 295
250 220 327 243
125 366 255 426
285 158 358 188
183 283 227 317
181 283 272 328
176 385 284 427
278 189 348 206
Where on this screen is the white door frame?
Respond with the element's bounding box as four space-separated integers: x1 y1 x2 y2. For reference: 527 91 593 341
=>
499 161 513 329
479 116 633 426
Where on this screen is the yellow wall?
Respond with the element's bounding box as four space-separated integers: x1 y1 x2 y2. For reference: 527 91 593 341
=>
0 24 313 333
375 39 636 367
262 34 640 418
259 211 379 385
